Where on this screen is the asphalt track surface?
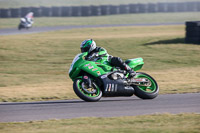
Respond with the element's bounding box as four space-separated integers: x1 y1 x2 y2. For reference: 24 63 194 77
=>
0 93 199 122
0 22 184 36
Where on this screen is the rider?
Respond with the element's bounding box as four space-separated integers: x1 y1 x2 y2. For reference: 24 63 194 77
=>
80 39 136 77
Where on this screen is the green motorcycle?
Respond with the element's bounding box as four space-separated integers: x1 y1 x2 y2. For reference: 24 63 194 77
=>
69 52 159 102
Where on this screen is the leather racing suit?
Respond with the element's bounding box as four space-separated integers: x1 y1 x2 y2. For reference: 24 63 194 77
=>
85 47 135 77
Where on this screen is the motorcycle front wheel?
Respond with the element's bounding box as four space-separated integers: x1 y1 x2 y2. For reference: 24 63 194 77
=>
18 24 22 30
73 78 102 102
133 72 159 99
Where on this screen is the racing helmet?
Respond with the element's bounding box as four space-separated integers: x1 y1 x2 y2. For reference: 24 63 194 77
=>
80 39 96 53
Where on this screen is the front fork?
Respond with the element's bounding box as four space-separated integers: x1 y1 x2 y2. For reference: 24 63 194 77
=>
82 75 92 88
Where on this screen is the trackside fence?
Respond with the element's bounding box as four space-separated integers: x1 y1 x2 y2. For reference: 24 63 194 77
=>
0 1 200 18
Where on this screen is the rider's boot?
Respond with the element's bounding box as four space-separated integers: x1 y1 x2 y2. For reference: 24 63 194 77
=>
123 63 136 78
110 56 136 77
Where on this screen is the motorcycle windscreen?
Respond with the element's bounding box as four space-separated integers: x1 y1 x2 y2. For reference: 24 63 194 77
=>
25 12 34 19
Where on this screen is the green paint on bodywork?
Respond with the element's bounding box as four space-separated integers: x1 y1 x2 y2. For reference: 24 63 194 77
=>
125 58 144 71
69 52 144 81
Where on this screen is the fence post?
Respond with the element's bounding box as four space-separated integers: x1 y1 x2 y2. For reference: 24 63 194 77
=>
166 3 177 12
90 5 100 16
138 3 148 13
10 8 20 18
186 2 197 12
129 4 139 13
176 2 187 12
119 4 129 14
197 2 200 11
157 3 167 12
81 6 91 16
71 6 81 16
61 6 71 17
0 9 11 18
109 5 119 15
52 6 61 17
147 3 157 13
31 7 41 17
41 6 52 17
100 5 110 16
21 7 31 17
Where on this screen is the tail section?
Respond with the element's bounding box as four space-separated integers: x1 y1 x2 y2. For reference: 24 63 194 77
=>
125 58 144 71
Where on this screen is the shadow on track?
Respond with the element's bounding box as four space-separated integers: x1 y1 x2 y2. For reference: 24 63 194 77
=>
99 98 141 103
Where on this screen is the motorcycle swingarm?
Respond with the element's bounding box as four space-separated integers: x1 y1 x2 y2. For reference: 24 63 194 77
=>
130 78 151 87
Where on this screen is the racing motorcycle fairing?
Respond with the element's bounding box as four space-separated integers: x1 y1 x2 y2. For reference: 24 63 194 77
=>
99 74 135 97
125 58 144 71
69 52 144 81
69 52 113 80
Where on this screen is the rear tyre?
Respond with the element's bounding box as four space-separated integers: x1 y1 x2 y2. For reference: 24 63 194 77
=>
133 72 159 99
73 78 102 102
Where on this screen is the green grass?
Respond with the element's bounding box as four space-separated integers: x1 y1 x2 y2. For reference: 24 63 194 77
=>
0 113 199 133
1 12 200 29
0 0 199 8
0 24 200 102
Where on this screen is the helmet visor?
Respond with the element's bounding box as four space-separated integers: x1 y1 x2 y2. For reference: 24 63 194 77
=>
81 47 90 53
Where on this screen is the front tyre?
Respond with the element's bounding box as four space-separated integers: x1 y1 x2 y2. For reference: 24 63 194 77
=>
73 78 102 102
18 24 22 30
133 72 159 99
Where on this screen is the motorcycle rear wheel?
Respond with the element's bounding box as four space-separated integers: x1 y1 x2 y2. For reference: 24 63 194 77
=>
73 78 102 102
133 72 159 99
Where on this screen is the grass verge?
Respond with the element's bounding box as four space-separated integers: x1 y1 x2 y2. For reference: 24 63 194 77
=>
0 12 200 29
0 25 200 102
0 113 199 133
